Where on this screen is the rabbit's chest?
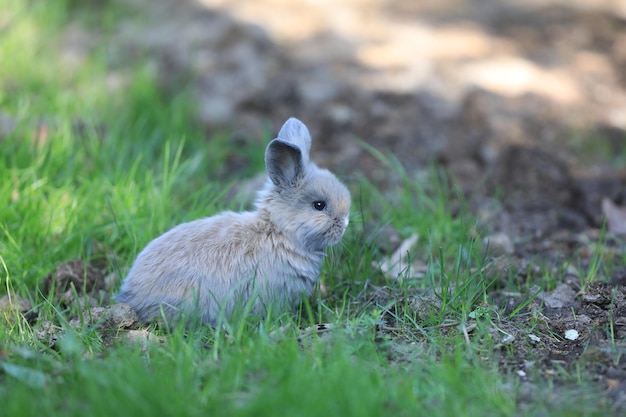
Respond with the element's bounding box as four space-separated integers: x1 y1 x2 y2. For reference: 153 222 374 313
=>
255 248 323 292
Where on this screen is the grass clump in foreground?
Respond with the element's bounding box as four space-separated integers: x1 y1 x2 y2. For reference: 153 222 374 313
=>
0 2 619 416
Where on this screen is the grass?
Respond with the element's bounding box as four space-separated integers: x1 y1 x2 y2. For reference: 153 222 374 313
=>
0 1 620 416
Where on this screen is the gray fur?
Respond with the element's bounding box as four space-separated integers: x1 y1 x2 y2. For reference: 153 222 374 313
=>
115 117 351 326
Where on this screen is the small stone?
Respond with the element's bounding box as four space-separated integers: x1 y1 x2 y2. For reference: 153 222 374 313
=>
564 329 579 340
582 293 604 304
539 283 578 309
69 307 107 328
105 303 139 329
501 333 516 345
573 314 592 326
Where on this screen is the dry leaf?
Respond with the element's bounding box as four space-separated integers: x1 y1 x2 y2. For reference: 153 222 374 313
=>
377 233 425 280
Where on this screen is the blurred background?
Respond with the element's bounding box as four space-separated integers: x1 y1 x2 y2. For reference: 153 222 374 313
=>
4 0 626 241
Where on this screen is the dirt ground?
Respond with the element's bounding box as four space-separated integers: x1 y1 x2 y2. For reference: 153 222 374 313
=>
91 0 626 220
29 0 626 410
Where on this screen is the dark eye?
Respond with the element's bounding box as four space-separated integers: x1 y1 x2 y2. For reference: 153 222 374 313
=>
312 201 326 211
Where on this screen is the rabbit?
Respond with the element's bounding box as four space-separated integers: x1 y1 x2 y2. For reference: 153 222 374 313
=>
115 117 351 326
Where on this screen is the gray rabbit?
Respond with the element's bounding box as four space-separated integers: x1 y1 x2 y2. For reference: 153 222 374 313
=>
115 118 351 326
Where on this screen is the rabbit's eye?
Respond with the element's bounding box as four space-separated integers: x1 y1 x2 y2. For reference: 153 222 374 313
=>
312 201 326 211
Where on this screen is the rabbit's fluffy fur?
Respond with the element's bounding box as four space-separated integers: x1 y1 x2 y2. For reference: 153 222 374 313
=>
115 118 351 326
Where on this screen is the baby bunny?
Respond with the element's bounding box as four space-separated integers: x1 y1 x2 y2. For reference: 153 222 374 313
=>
115 118 351 326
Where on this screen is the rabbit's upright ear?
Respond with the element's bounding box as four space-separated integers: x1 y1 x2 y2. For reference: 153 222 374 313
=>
276 118 312 162
265 139 304 187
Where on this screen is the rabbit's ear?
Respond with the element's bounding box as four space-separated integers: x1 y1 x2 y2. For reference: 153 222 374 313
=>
276 118 312 162
265 139 304 186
